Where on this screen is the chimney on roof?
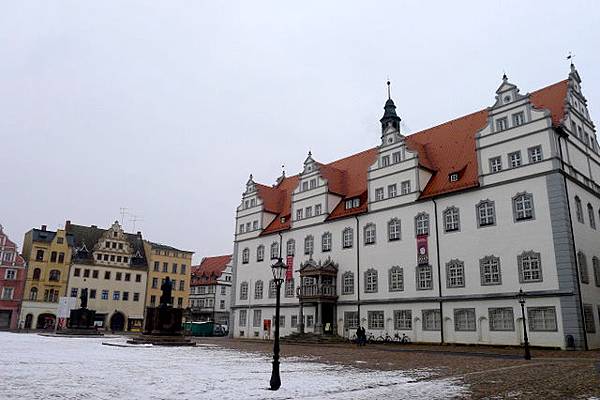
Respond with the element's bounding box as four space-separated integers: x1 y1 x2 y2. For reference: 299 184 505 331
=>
41 225 47 231
91 225 97 229
137 231 142 237
65 220 71 229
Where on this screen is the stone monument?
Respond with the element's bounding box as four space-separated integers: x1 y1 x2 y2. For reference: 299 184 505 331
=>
127 276 195 346
56 287 103 336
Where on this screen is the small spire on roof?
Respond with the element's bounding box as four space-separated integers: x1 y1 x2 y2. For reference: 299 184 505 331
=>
308 150 312 157
249 173 253 180
387 79 391 100
502 72 508 81
567 51 575 68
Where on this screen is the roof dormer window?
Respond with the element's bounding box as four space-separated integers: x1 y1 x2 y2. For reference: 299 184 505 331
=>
449 173 460 182
345 198 360 210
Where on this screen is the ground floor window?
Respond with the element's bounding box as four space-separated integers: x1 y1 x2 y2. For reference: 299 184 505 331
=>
253 310 261 327
368 311 384 330
454 308 476 331
422 309 440 331
489 307 514 331
394 310 412 330
584 304 596 333
306 315 314 328
344 311 359 329
272 315 285 328
291 315 298 328
239 310 247 326
527 307 557 331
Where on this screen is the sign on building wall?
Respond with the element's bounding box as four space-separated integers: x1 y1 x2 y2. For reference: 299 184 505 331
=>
57 297 77 318
286 256 293 281
416 235 429 265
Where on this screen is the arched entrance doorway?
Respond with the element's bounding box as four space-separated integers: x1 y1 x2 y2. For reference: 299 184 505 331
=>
37 313 56 330
110 312 125 332
24 314 33 329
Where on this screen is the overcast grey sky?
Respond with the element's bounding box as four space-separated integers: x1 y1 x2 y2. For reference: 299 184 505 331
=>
1 1 599 262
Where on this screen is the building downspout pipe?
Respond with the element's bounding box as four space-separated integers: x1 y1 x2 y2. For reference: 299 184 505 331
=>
432 198 444 344
355 215 361 326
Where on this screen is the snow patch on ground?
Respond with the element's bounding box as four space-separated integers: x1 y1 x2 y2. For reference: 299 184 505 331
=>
0 332 466 400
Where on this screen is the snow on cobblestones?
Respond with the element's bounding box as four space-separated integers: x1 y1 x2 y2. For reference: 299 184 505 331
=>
0 332 466 399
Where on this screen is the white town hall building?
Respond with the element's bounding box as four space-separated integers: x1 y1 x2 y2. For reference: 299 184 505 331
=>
230 64 600 350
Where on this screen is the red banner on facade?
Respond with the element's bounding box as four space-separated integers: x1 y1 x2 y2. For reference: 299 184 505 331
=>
417 234 429 265
286 256 294 280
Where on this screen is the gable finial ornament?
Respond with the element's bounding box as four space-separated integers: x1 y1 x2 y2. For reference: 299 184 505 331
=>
387 79 391 100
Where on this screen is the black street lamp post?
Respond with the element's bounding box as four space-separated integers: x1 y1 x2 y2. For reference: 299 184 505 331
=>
517 288 531 360
269 257 287 391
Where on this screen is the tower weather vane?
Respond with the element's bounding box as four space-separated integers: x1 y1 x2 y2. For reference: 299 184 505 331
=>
567 51 575 65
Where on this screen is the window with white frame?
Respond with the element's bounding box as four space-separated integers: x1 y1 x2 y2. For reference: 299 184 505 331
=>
415 212 429 236
286 239 295 256
364 223 376 245
268 280 277 298
1 287 14 300
392 151 402 163
239 310 247 326
305 206 313 218
256 245 265 262
253 220 258 230
509 151 522 168
513 193 534 221
489 156 502 173
578 251 590 284
394 310 412 330
593 257 600 287
443 207 460 232
364 269 378 293
454 308 476 331
381 155 390 167
5 269 16 280
253 310 262 327
422 309 441 331
285 279 295 297
304 235 314 255
489 307 514 331
368 311 385 329
388 184 397 198
389 266 404 291
575 196 584 223
583 304 595 333
321 232 332 252
344 311 359 329
496 117 508 131
315 204 322 215
518 251 542 283
446 260 465 288
239 224 245 233
246 222 251 232
242 248 249 264
477 200 496 227
302 181 309 191
388 218 401 241
375 187 384 201
480 255 501 285
588 203 596 229
240 282 248 299
527 307 557 331
291 315 298 328
254 280 263 299
528 145 543 163
401 180 411 195
342 271 354 295
342 228 353 248
416 265 433 290
512 112 524 126
267 244 278 261
309 178 316 189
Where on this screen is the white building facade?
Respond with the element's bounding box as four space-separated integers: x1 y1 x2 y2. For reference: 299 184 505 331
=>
189 255 232 326
230 66 600 350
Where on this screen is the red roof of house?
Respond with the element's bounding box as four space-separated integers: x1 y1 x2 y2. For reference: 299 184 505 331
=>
191 255 231 286
255 79 569 233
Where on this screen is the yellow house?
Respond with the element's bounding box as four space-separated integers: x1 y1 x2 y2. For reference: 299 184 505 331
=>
20 225 73 329
143 241 193 310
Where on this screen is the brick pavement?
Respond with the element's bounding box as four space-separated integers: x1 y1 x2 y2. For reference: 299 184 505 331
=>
194 337 600 399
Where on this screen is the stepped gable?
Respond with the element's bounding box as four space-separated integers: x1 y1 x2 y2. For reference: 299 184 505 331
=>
253 79 569 231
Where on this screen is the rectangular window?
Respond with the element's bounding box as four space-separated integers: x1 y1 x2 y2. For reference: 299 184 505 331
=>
172 264 178 274
1 287 14 300
454 308 476 331
135 274 141 282
253 310 261 327
101 290 109 300
150 295 156 305
305 206 313 218
296 209 303 220
394 310 412 330
239 310 247 326
315 204 322 215
518 252 542 283
113 291 120 301
444 208 460 232
239 224 245 233
401 180 411 195
154 261 160 271
446 261 465 288
50 251 57 262
152 277 159 289
291 315 298 328
70 288 78 298
89 289 96 299
103 254 109 261
388 184 397 198
162 262 168 273
389 267 404 291
92 270 99 279
221 286 227 295
477 201 496 227
480 257 502 285
74 268 81 277
489 307 515 331
489 156 502 173
527 307 557 331
83 269 90 278
368 311 385 330
422 309 441 331
375 188 384 201
512 112 524 126
35 249 44 261
116 272 122 281
344 311 359 329
584 304 596 333
392 151 402 164
310 179 316 189
104 271 111 280
496 117 508 131
97 254 102 261
302 181 309 191
381 155 390 167
416 265 433 290
133 292 140 302
342 272 354 295
5 269 16 280
509 151 522 168
528 145 543 163
253 220 258 230
123 292 129 301
181 265 186 275
179 280 185 291
110 255 115 262
58 252 65 263
306 315 314 328
124 273 131 282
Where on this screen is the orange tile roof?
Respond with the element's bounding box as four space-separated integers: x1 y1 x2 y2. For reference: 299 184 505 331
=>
191 254 231 286
253 79 568 233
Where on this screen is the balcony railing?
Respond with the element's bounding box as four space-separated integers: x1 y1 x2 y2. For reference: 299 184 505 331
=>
297 284 337 299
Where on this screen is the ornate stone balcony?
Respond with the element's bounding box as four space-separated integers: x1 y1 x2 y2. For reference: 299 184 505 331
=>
297 284 337 300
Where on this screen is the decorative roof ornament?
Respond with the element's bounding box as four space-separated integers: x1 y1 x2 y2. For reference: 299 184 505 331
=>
380 80 401 133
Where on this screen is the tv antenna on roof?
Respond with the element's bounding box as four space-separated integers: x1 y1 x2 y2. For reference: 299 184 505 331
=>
567 51 575 66
119 207 128 225
129 214 144 232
